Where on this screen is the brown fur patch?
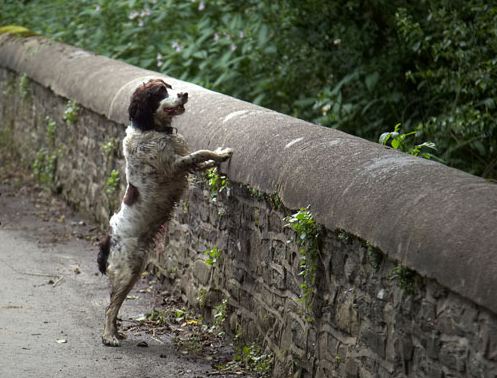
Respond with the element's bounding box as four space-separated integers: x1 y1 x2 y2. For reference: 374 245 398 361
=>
97 234 111 274
123 183 139 206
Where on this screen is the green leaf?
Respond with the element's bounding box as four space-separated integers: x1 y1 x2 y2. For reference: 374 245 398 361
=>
379 132 391 145
365 72 379 91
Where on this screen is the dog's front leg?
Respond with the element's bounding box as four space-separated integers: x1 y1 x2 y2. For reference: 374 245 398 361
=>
174 147 233 172
192 160 217 171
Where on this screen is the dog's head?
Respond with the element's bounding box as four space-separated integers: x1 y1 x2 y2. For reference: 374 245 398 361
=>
128 78 188 131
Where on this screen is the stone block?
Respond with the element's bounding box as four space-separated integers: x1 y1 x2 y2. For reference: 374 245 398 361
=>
439 337 468 373
360 322 386 359
192 259 211 286
335 295 360 335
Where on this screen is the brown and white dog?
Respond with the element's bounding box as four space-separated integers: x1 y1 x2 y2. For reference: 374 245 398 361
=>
98 78 233 346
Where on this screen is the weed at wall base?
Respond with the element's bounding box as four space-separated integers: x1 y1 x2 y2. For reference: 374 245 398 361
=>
32 148 58 187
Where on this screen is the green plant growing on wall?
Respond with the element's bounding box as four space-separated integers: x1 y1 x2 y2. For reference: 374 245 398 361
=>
248 186 264 200
268 193 282 210
18 73 29 99
247 185 283 211
46 116 57 146
390 264 417 295
367 243 383 272
100 139 118 157
205 167 229 201
204 246 222 267
63 100 79 126
284 206 320 317
32 148 57 187
105 169 120 194
379 123 438 160
337 230 351 242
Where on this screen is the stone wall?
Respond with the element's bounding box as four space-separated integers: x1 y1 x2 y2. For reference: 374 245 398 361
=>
0 69 125 224
1 35 497 377
164 178 497 377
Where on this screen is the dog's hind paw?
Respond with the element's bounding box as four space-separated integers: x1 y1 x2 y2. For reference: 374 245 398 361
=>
102 334 120 347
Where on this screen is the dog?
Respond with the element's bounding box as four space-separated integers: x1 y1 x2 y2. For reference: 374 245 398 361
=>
98 78 233 346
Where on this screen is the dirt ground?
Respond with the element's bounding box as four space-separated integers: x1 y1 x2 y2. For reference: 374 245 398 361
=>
0 162 259 377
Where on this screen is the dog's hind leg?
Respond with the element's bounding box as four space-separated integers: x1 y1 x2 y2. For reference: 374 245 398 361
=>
102 242 145 346
102 268 140 346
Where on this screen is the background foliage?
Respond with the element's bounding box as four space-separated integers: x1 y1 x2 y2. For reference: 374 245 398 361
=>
1 0 496 179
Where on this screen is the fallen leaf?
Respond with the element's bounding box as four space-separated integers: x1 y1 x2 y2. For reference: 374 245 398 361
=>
56 339 67 344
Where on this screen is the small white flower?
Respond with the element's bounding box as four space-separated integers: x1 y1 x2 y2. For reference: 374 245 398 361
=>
138 19 144 27
95 5 101 12
333 38 341 46
156 52 163 67
239 31 244 38
213 33 220 42
321 103 331 115
230 44 237 52
129 11 139 20
198 0 205 11
171 41 182 52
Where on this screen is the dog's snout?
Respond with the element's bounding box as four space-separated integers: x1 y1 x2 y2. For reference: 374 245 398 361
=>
178 92 188 100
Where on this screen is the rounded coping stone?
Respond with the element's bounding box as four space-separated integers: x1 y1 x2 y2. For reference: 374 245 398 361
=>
1 35 496 314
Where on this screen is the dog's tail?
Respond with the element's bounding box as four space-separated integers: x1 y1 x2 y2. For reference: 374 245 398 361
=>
97 234 111 275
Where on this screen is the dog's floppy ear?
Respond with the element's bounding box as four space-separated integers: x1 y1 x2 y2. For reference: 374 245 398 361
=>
155 78 172 89
129 98 149 129
128 90 155 130
129 79 171 130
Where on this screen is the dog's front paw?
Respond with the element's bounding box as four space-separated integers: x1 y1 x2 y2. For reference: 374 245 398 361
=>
102 333 121 347
215 147 234 161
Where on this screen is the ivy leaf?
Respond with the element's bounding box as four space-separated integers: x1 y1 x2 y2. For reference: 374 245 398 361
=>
391 138 400 149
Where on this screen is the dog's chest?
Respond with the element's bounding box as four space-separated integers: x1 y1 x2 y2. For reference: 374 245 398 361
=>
123 128 189 187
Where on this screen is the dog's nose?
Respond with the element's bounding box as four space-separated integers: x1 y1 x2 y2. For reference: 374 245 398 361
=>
178 92 188 100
